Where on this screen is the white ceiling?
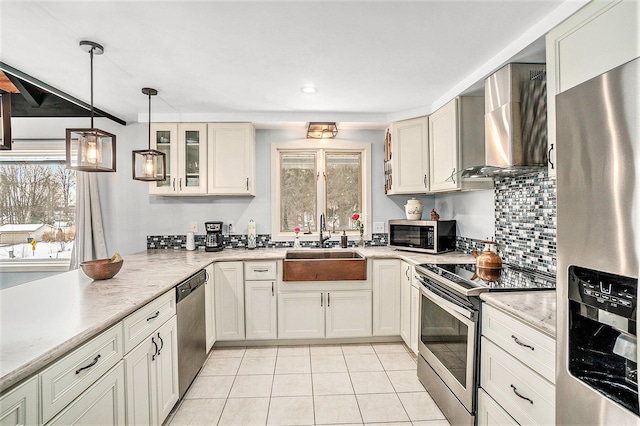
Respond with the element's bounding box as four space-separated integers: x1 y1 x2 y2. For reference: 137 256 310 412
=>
1 0 586 128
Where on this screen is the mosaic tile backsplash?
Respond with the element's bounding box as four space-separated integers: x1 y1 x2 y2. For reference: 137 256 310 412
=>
147 233 389 250
493 170 557 275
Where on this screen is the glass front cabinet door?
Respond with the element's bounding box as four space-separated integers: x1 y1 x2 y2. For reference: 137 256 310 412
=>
149 123 207 195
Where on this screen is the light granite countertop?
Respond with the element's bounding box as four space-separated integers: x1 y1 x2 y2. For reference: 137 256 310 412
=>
480 291 556 338
0 246 473 392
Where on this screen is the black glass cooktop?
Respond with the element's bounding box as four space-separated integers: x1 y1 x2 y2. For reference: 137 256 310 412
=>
419 263 556 291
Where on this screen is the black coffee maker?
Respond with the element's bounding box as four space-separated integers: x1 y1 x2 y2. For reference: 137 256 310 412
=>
205 221 224 252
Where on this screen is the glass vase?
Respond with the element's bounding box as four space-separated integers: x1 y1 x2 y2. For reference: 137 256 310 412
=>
293 235 301 249
359 232 365 248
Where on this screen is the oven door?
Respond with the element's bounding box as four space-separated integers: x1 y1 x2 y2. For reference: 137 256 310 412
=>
419 280 477 412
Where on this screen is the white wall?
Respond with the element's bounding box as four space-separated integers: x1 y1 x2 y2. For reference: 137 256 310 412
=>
11 118 498 257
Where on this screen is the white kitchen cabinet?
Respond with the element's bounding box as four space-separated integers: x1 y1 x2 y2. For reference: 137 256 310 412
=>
0 376 37 426
410 279 420 354
546 0 640 176
46 362 126 426
214 262 245 341
477 388 519 426
400 261 412 345
387 117 429 194
278 290 371 339
278 292 325 339
124 316 179 426
325 291 372 338
428 97 490 192
372 259 401 336
480 304 556 426
208 123 255 195
245 280 277 339
205 263 216 352
149 123 208 195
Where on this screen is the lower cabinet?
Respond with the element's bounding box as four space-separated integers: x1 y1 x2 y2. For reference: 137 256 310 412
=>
0 376 38 426
46 362 126 426
477 388 519 426
125 316 179 426
409 280 420 354
278 291 372 339
372 259 401 336
214 262 245 341
245 280 277 339
400 261 412 344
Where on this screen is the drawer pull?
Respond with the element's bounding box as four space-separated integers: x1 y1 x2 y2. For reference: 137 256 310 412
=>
253 268 269 272
152 337 159 361
510 384 534 404
157 332 164 356
511 335 534 350
146 311 160 321
75 354 101 374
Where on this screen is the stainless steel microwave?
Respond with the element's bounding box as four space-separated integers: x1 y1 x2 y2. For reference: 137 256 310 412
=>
388 220 457 254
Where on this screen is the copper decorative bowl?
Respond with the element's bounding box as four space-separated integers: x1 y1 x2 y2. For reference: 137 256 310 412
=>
80 258 124 280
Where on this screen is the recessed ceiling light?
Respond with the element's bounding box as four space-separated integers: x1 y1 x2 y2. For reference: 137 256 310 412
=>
301 86 317 93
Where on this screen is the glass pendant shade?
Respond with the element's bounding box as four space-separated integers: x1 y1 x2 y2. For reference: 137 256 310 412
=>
133 87 166 181
65 40 116 172
132 148 166 181
66 128 116 171
307 122 338 139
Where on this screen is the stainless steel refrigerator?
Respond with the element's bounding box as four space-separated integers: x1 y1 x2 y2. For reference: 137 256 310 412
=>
556 57 639 424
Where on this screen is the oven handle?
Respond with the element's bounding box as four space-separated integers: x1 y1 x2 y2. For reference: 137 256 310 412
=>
419 277 476 321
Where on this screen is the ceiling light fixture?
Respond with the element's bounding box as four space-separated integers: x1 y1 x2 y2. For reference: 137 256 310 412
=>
301 86 317 93
66 41 116 172
307 122 338 139
132 88 166 181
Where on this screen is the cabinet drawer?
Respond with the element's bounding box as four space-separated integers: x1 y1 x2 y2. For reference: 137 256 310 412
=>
477 388 519 426
123 290 176 353
482 304 555 383
481 337 555 426
40 323 123 424
244 261 277 280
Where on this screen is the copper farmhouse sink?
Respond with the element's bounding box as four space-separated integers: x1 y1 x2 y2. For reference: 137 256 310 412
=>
283 250 367 281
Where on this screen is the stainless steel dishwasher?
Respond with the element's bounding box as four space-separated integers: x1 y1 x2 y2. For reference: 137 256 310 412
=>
175 269 207 398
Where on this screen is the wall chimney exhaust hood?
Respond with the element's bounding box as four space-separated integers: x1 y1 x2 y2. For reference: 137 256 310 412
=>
462 63 548 178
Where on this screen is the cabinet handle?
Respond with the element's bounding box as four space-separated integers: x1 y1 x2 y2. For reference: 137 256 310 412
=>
253 268 269 272
75 354 101 374
548 143 555 169
246 177 249 190
179 178 182 190
510 384 534 404
511 335 534 351
172 178 176 191
151 337 159 361
328 292 330 307
405 266 410 279
451 168 456 185
157 332 164 356
204 269 210 284
146 311 160 322
271 282 274 296
320 293 323 307
424 174 428 188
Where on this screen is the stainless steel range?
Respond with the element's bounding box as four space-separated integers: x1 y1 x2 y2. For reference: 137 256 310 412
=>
414 262 555 426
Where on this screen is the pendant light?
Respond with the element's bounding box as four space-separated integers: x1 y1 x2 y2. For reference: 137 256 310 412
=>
65 40 116 172
132 88 166 181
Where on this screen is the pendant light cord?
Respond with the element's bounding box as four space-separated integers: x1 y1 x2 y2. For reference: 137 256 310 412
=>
89 47 94 128
148 91 152 150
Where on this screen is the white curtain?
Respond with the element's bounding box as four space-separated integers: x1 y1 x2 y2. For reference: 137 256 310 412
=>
70 172 107 269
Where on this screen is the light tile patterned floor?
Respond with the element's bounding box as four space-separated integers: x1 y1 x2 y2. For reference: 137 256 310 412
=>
167 343 450 426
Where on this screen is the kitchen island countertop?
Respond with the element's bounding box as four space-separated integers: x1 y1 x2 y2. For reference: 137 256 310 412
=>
0 246 471 391
480 290 556 338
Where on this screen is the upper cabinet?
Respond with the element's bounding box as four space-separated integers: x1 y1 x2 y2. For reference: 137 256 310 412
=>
208 123 256 195
149 122 255 196
546 0 640 176
385 116 429 194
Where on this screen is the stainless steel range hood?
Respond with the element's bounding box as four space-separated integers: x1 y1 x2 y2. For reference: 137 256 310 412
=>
462 63 548 178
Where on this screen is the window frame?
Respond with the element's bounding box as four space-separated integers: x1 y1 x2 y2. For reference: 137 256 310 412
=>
271 140 372 242
0 140 74 272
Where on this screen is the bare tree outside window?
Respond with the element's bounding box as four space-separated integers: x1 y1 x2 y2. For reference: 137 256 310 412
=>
0 161 76 260
326 152 362 230
280 152 317 232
